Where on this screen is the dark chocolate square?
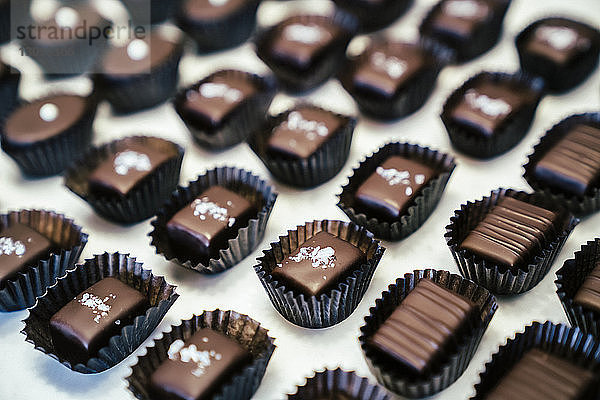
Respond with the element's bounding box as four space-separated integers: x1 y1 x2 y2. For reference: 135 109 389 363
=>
533 124 600 197
448 80 538 137
352 42 429 98
0 223 52 285
49 277 148 364
270 231 366 297
354 156 436 221
485 348 598 400
166 185 256 262
459 197 560 269
428 0 492 40
88 141 175 197
149 328 251 400
269 16 344 71
368 279 477 374
267 106 343 159
182 72 257 129
524 21 594 66
574 261 600 314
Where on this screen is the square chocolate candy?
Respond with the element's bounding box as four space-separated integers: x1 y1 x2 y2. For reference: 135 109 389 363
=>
270 231 366 297
269 16 344 71
448 79 538 137
267 106 343 160
533 124 600 197
149 328 251 400
166 185 256 262
368 278 477 375
354 155 436 221
181 71 257 131
88 141 176 197
427 0 493 41
49 277 148 364
0 223 53 285
459 197 561 270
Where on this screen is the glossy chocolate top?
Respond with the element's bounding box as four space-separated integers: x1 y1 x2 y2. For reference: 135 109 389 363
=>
269 16 345 70
460 197 561 269
574 261 600 314
485 348 598 400
425 0 494 39
267 106 343 159
183 0 249 20
533 124 600 197
0 223 52 285
523 18 597 66
181 72 257 129
351 42 431 98
368 278 477 374
150 328 251 400
49 277 148 364
166 185 256 261
4 95 89 143
449 79 538 137
101 33 179 76
355 155 436 221
270 231 366 297
88 140 177 197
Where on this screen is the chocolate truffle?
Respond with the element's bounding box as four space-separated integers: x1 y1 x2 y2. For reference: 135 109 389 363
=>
267 106 343 160
96 32 183 113
574 262 600 314
166 185 257 262
420 0 510 62
484 348 598 400
516 18 600 93
49 277 148 364
0 223 52 286
256 15 355 92
179 72 257 131
177 0 260 52
270 231 367 297
532 124 600 197
354 156 436 221
3 95 90 144
88 140 178 198
368 278 477 375
459 197 562 270
149 328 251 400
448 80 537 138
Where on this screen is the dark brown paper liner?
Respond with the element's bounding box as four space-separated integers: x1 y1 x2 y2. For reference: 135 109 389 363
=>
419 0 511 63
254 219 385 329
332 0 413 33
150 166 277 274
254 12 358 93
441 71 545 159
555 238 600 339
176 0 260 53
125 310 276 400
339 38 453 120
523 113 600 217
249 104 357 188
287 368 392 399
0 209 88 312
0 67 20 121
95 40 184 114
471 321 600 399
21 252 179 374
516 17 600 93
360 269 497 398
337 142 455 241
174 70 277 150
64 136 184 225
445 188 578 295
1 92 98 177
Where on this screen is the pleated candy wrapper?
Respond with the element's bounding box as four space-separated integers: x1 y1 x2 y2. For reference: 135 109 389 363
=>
287 368 392 399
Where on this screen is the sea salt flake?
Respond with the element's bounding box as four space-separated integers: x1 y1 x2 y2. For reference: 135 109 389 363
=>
283 23 330 45
290 246 336 269
78 292 115 323
443 0 484 18
167 340 223 378
464 89 511 118
199 82 243 103
192 198 235 226
536 26 586 51
113 151 152 176
0 237 27 257
371 52 408 79
284 112 330 141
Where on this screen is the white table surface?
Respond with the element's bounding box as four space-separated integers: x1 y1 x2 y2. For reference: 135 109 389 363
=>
1 0 599 399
